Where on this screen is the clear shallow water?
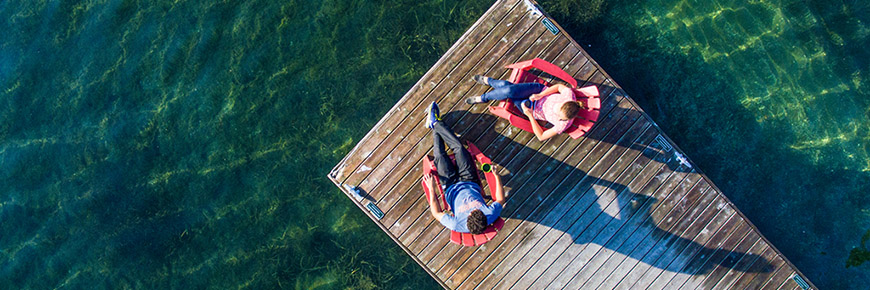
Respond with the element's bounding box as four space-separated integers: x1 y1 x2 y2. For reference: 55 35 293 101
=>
0 0 866 289
0 0 485 288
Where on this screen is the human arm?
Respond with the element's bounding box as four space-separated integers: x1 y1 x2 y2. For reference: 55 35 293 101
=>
490 165 505 204
529 84 568 101
424 174 446 221
521 102 560 141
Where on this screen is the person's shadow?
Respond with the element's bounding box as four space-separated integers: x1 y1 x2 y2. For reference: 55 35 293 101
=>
440 109 772 287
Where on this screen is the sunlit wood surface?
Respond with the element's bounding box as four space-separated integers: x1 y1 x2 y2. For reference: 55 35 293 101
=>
328 1 814 289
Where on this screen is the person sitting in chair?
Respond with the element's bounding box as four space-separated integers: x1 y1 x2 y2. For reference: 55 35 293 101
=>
465 75 586 141
423 102 505 234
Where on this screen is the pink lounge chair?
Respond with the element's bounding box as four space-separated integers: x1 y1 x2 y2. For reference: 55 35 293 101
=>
420 141 505 247
487 58 602 139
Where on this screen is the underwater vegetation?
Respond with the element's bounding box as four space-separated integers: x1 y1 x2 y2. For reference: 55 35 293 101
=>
1 0 867 288
847 229 870 268
0 0 486 288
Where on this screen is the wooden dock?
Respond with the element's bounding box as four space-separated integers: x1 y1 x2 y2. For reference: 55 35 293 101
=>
327 1 815 289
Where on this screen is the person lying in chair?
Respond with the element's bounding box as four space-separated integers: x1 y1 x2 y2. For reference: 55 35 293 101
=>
465 75 586 141
423 102 506 234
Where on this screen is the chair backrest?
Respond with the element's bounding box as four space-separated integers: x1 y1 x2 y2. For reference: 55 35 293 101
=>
577 109 600 122
451 218 505 246
582 97 601 110
506 58 578 87
420 141 505 247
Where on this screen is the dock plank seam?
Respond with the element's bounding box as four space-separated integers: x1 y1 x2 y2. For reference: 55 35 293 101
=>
328 1 815 289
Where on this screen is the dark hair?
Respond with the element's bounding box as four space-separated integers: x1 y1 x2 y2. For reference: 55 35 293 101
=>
560 101 586 119
467 209 488 235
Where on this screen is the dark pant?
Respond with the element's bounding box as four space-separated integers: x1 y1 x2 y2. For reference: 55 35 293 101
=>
432 122 477 187
480 79 546 109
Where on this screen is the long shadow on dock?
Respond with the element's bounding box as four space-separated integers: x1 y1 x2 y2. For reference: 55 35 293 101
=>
441 111 772 283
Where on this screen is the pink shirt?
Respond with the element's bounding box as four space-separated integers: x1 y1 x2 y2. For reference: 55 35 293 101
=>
532 86 575 133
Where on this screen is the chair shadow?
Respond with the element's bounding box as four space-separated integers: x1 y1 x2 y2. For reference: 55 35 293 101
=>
440 110 773 277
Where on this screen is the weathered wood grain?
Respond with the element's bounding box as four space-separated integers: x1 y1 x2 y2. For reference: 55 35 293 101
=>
327 1 813 289
330 0 522 182
500 121 659 290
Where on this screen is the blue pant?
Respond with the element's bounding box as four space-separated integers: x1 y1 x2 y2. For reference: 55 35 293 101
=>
432 122 477 187
480 79 546 110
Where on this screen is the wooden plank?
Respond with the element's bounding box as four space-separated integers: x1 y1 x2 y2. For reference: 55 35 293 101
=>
460 90 632 258
365 11 548 212
470 98 637 288
375 7 546 230
709 234 768 289
413 58 572 272
340 24 539 233
634 192 735 290
425 38 583 262
460 49 588 153
499 120 659 289
484 122 646 288
449 102 609 286
346 14 546 210
676 219 754 289
500 125 657 290
432 41 586 278
657 207 745 289
761 266 793 290
344 2 535 199
451 36 583 141
452 92 632 289
529 137 673 289
331 0 521 182
432 132 573 275
770 270 799 290
605 181 715 289
521 130 673 290
491 115 655 288
762 268 795 290
680 223 759 290
695 231 763 289
402 80 544 260
543 167 689 288
390 3 592 284
380 6 564 276
326 5 528 287
422 59 617 271
575 171 705 289
383 37 573 244
742 258 788 289
645 195 737 290
406 17 567 263
587 183 716 289
427 88 569 275
488 79 625 239
728 247 783 289
431 88 614 275
329 1 815 289
542 150 694 289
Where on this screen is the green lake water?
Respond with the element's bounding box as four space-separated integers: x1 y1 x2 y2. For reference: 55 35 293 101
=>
0 0 866 289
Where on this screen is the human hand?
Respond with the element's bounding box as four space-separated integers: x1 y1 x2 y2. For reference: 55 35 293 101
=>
424 174 438 195
529 93 540 101
423 173 435 187
521 102 533 116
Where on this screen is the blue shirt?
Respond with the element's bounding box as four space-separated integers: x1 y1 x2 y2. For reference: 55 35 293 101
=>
439 181 503 233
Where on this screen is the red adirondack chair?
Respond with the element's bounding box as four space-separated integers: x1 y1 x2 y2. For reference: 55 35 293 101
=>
487 58 602 139
420 141 505 247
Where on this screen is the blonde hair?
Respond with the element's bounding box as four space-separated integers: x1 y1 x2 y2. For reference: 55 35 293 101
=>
560 101 587 119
